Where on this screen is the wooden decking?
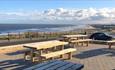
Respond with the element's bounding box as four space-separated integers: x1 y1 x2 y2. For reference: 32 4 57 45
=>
69 44 115 70
0 44 115 70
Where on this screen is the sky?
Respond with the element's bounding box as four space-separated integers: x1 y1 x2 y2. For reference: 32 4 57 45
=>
0 0 115 24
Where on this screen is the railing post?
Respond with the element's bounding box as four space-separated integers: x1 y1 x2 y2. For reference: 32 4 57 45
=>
19 32 21 39
7 32 10 42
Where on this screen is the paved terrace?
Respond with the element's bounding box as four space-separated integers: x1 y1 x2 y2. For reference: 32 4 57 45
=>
0 44 115 70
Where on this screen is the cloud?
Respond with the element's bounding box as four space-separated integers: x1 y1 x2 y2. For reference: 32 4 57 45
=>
0 8 115 24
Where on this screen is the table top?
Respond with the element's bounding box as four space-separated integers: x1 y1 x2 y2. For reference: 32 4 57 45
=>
24 60 84 70
62 34 88 38
23 40 68 50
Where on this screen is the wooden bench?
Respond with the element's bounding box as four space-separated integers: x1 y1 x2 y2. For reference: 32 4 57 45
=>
24 60 84 70
70 39 92 47
62 34 88 42
91 40 115 49
41 48 76 60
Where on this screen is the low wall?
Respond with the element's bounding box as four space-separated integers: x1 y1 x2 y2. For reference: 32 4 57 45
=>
0 44 25 54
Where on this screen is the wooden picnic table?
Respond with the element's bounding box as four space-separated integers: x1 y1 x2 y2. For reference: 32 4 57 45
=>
62 35 88 41
23 40 68 62
24 60 84 70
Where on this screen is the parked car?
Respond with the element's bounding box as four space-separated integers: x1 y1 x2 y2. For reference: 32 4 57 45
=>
89 32 112 41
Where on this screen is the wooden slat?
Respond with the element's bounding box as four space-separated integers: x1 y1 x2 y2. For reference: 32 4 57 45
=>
46 61 69 70
24 60 84 70
41 48 76 59
66 64 84 70
24 60 56 70
56 63 75 70
35 60 62 70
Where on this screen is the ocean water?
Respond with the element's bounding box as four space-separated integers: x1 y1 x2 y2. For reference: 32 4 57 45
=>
0 24 80 35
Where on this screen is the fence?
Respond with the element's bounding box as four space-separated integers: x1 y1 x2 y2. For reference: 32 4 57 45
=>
0 29 98 46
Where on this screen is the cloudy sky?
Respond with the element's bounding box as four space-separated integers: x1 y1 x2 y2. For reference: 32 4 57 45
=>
0 0 115 24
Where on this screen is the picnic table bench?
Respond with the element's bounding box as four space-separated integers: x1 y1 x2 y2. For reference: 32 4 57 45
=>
41 48 76 60
91 40 115 49
24 60 84 70
70 39 92 47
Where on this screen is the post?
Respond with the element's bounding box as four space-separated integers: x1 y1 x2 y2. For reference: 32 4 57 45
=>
30 49 34 62
60 55 63 58
28 32 32 40
81 42 84 46
108 43 112 49
76 42 79 46
86 41 89 46
68 52 72 59
38 49 43 62
19 32 21 39
61 45 64 50
84 31 87 35
7 32 10 41
37 32 39 38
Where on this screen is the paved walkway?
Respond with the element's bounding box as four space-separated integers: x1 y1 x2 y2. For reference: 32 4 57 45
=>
0 44 115 70
69 44 115 70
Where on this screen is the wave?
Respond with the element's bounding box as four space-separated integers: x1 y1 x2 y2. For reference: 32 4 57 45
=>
0 24 93 35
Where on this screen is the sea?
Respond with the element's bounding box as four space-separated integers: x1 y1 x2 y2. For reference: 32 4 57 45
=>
0 24 84 35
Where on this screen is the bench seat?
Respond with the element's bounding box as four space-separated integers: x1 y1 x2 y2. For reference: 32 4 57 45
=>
70 39 92 43
70 39 92 47
41 48 76 59
91 40 115 49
